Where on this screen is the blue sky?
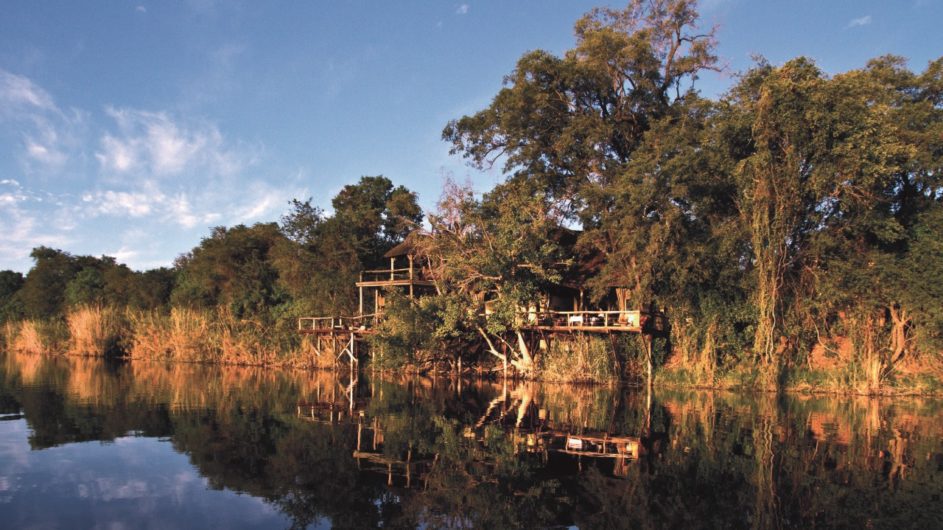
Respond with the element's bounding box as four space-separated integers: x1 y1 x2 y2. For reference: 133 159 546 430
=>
1 1 941 272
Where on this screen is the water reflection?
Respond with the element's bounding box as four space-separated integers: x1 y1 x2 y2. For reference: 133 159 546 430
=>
0 351 941 528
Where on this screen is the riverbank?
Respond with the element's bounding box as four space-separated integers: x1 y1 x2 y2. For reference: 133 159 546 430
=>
3 308 942 396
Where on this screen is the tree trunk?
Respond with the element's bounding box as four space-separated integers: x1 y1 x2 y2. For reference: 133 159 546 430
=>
888 304 909 367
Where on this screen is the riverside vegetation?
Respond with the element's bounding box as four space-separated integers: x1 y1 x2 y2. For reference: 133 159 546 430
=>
1 0 942 394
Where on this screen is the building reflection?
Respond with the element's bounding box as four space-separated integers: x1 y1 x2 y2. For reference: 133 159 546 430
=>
1 351 942 528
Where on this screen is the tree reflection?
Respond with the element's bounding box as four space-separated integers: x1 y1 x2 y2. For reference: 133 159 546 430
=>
1 351 942 528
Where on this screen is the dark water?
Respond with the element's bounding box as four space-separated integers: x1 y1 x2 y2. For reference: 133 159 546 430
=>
0 352 941 529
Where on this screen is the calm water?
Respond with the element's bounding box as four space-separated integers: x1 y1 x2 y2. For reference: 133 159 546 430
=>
0 352 941 529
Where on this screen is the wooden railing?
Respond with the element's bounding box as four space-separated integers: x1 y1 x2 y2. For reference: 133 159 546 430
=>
298 314 380 332
520 310 643 329
359 267 415 283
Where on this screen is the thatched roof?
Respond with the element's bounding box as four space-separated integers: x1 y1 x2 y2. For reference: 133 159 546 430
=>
383 233 421 258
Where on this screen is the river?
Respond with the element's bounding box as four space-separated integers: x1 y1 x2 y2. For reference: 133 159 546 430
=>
0 351 941 528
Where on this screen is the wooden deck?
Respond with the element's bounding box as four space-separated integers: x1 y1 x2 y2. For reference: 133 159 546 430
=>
356 268 434 287
298 309 667 336
354 268 435 288
298 315 379 335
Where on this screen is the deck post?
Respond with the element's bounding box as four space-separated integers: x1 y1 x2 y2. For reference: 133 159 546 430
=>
646 334 654 390
357 419 363 451
502 341 508 380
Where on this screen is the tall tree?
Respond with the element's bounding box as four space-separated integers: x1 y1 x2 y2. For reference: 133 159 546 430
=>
444 0 718 220
172 223 287 320
416 179 567 374
331 175 423 267
0 270 25 323
272 179 423 317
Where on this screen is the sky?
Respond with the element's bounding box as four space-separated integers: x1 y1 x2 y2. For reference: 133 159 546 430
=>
1 0 941 273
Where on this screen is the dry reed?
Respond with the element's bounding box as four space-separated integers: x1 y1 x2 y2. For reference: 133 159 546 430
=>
66 306 125 356
14 321 44 355
126 307 305 366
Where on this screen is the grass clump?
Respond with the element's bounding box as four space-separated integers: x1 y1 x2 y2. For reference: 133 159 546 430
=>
538 335 616 383
66 305 126 356
126 307 307 366
3 319 68 355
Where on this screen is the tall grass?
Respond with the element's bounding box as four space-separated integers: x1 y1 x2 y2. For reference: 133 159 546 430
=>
538 335 616 383
66 306 126 356
125 307 310 367
2 320 68 355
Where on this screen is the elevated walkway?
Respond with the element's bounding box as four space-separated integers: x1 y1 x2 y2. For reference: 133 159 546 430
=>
298 309 667 336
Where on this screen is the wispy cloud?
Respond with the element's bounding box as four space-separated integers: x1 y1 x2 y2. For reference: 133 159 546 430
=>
0 180 70 265
81 189 156 217
96 107 253 178
847 15 872 28
456 4 469 15
232 184 284 223
0 69 56 111
0 68 86 174
0 70 293 272
78 183 220 229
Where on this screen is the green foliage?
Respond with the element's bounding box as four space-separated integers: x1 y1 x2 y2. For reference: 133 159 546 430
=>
370 291 479 370
17 247 80 318
444 0 717 209
422 178 566 334
0 270 24 324
538 335 616 383
172 223 287 320
271 178 423 319
15 249 174 320
65 268 106 307
331 175 423 267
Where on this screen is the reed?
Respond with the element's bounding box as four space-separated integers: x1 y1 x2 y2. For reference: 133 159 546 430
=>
126 309 172 360
126 308 216 361
169 307 216 361
66 305 125 356
538 335 616 383
125 307 309 366
2 321 17 353
6 320 67 355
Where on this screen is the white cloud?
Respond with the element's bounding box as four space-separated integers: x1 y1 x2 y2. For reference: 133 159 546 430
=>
97 134 138 172
165 193 203 228
0 69 56 111
77 183 222 229
110 246 140 264
25 138 67 167
0 72 294 271
847 15 871 28
81 190 154 217
233 186 283 223
96 107 251 179
0 69 85 173
136 5 147 13
0 198 70 266
456 4 469 15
